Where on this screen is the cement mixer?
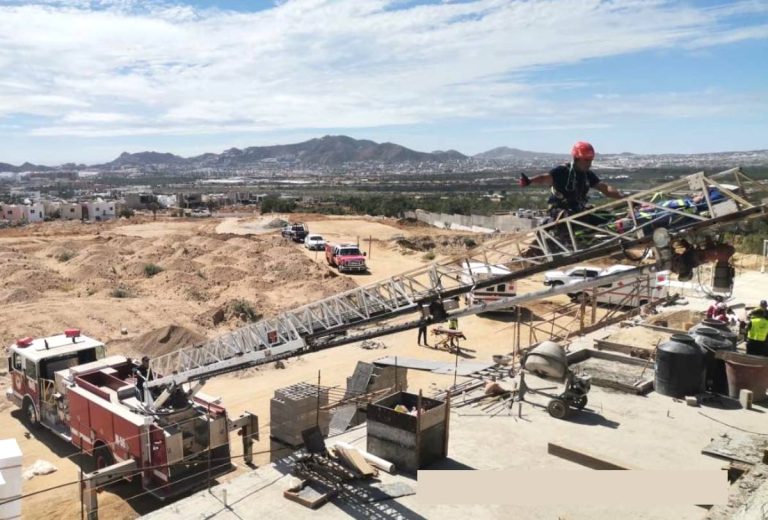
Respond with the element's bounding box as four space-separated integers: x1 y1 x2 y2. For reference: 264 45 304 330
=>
518 341 592 419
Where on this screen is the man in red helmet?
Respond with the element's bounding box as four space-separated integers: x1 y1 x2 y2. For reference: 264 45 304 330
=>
519 141 625 220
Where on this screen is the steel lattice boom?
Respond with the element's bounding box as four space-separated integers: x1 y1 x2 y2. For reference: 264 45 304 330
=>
146 167 767 391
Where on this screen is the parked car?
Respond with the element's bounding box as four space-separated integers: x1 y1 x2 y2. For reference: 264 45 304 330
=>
304 234 325 251
543 266 602 287
569 265 669 307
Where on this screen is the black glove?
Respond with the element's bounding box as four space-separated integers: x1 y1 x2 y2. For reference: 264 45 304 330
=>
519 172 531 187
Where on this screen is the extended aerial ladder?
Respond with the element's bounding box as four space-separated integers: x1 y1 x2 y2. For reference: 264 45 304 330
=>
144 167 768 410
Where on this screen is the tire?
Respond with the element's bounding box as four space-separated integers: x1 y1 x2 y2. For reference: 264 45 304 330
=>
551 281 564 287
23 398 39 427
94 444 114 470
547 398 569 420
574 394 588 410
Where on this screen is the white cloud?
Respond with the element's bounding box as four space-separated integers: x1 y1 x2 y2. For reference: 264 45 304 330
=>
0 0 765 142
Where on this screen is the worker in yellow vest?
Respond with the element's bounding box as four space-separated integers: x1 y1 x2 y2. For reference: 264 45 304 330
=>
746 307 768 356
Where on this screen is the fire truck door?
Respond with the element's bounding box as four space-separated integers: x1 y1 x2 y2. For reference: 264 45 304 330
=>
23 358 39 404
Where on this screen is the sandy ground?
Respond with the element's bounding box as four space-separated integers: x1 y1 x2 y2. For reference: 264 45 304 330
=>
0 213 499 519
2 213 765 519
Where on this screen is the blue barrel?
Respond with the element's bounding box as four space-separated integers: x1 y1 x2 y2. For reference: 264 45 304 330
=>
655 334 705 398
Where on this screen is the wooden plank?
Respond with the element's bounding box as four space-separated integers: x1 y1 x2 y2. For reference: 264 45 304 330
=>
335 446 377 478
702 432 768 466
547 442 633 470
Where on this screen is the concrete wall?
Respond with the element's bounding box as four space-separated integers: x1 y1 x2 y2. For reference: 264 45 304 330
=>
403 209 543 233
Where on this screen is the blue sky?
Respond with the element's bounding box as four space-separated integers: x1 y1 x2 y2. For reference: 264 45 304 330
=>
0 0 767 165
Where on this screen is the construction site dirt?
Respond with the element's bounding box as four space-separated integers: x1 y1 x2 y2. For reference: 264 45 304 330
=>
2 212 767 519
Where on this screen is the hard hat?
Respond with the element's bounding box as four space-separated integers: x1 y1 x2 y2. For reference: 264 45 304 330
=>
571 141 595 160
141 355 150 363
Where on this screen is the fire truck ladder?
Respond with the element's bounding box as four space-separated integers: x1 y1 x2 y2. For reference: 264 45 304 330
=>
145 167 767 403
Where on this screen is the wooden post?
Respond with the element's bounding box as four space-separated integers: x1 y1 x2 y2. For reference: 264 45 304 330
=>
368 235 372 259
316 370 321 427
416 390 423 469
443 393 451 458
83 479 98 520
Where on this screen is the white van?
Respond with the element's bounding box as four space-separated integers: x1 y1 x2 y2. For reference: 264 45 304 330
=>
569 265 668 307
460 262 516 309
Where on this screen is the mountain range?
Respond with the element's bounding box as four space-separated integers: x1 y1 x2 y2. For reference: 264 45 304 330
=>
1 135 767 171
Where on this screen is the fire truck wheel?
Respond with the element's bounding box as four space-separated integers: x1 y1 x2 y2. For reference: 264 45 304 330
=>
94 445 114 470
22 398 38 427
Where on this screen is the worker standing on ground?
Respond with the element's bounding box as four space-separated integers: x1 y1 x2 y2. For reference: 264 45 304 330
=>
417 321 429 347
748 300 768 319
745 305 768 356
519 141 626 225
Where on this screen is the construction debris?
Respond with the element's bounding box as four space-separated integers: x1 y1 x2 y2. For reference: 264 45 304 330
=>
22 460 57 480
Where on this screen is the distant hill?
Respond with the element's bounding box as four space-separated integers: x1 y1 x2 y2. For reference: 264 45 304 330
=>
0 162 54 173
95 135 469 170
3 136 768 172
473 146 567 161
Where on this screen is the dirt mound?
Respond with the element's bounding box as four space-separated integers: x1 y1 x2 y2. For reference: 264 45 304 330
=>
395 234 479 254
195 298 265 328
131 324 207 357
265 218 288 229
0 287 41 304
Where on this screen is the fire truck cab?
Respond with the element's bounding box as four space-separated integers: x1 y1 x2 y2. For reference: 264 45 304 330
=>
6 329 106 429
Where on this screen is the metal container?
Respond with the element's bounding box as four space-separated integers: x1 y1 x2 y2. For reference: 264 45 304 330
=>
688 326 736 394
524 341 567 380
725 360 768 402
689 319 737 348
654 334 705 398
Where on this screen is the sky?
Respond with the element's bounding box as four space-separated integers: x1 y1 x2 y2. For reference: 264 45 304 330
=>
0 0 767 165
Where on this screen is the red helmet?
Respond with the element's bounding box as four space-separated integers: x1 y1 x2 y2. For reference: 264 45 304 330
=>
571 141 595 160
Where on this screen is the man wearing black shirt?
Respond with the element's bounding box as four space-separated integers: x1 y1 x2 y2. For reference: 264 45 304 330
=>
519 141 625 221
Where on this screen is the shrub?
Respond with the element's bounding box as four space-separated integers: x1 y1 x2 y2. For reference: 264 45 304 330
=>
143 263 164 277
232 299 259 322
422 251 436 261
119 208 135 218
110 286 132 298
55 250 77 262
463 237 477 248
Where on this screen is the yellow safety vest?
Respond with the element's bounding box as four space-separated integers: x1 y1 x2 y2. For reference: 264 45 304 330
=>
748 317 768 341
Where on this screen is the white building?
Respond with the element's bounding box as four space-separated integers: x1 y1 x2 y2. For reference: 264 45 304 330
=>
83 200 116 222
24 203 45 223
59 202 83 221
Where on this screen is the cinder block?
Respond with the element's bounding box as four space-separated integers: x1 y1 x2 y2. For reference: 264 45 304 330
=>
739 389 753 410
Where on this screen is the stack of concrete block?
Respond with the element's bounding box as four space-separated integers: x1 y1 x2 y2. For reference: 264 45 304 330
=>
270 383 330 447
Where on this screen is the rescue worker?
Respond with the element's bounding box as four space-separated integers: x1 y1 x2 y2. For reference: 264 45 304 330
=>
745 306 768 357
519 141 626 223
748 300 768 319
133 356 153 397
417 321 429 347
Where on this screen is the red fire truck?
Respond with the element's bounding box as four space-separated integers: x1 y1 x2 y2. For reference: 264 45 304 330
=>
5 329 257 499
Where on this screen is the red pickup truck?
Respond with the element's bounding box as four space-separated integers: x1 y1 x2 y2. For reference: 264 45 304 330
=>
325 243 367 273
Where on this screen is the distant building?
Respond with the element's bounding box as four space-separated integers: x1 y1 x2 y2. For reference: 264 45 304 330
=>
24 203 45 223
59 202 83 221
82 200 116 222
1 205 25 224
123 193 158 210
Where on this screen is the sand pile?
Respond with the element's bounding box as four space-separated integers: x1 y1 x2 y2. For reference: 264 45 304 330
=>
130 324 207 357
0 287 41 304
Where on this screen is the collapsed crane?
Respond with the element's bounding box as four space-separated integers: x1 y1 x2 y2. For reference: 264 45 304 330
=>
144 166 768 410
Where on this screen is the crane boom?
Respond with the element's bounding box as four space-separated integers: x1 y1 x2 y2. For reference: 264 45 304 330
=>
145 167 767 397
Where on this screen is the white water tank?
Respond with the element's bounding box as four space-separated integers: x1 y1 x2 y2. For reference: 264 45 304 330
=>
0 439 22 520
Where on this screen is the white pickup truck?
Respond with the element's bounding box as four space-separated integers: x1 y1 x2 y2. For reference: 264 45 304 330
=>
544 264 669 307
543 266 602 287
